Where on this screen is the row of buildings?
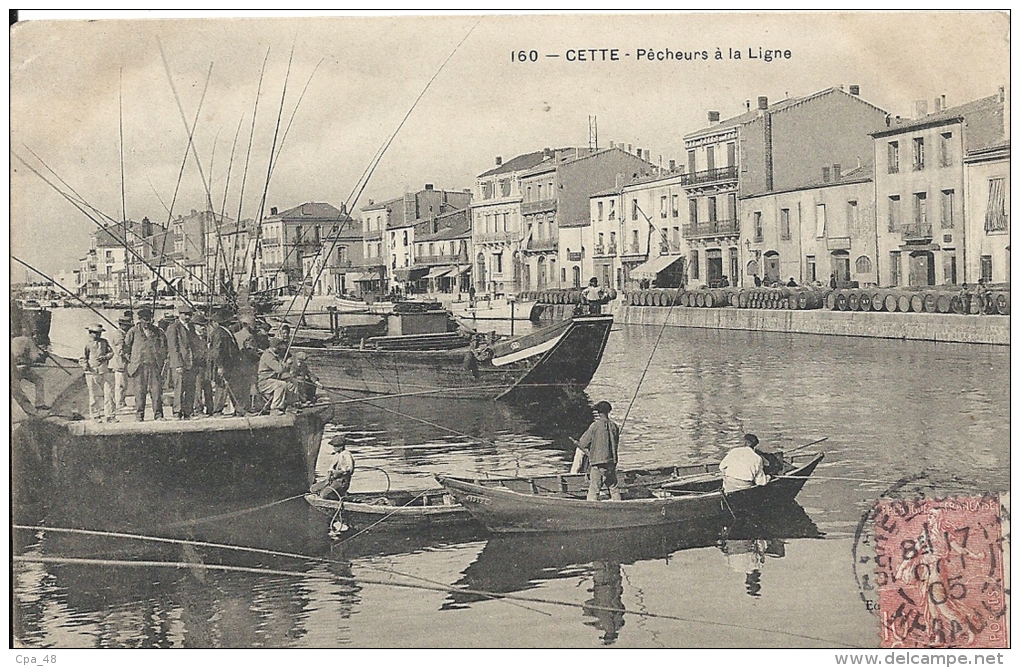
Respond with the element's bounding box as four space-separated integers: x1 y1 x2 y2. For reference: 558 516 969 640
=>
76 84 1009 300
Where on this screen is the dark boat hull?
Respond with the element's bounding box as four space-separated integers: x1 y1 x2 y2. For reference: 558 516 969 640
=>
304 489 476 530
437 454 824 533
298 314 613 400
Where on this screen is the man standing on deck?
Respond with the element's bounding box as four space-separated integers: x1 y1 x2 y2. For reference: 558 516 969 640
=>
208 308 242 416
82 324 115 421
12 331 48 413
191 313 214 416
577 401 622 501
109 311 133 413
124 306 167 421
165 303 198 419
719 433 773 494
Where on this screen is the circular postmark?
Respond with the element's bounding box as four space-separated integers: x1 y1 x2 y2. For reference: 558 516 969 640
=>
852 471 1010 648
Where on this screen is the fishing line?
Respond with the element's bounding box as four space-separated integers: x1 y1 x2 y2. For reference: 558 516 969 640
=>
11 553 864 646
12 257 118 330
161 493 308 529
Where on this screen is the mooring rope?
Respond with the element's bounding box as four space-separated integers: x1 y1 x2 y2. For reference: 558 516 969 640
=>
160 493 308 529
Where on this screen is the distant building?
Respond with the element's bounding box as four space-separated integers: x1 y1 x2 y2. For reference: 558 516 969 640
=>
205 217 253 295
412 208 472 295
685 87 888 287
306 215 364 296
256 202 347 291
872 91 1006 286
964 139 1010 284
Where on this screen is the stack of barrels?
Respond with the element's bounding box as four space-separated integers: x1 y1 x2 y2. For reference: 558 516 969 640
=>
824 287 1010 315
529 289 618 305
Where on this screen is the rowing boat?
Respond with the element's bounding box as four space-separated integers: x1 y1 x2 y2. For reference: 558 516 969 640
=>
436 453 825 533
304 488 475 530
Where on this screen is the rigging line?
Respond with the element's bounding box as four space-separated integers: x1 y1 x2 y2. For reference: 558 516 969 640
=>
212 115 246 305
119 67 132 311
330 490 430 547
161 493 307 529
11 152 204 303
144 170 172 215
152 61 214 312
271 57 325 172
286 20 482 355
9 554 864 646
11 257 118 330
231 48 270 294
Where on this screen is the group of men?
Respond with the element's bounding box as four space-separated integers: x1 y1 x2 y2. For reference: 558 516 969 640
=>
571 401 783 502
80 303 319 421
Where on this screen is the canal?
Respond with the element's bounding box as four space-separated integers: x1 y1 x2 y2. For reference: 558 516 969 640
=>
12 309 1010 647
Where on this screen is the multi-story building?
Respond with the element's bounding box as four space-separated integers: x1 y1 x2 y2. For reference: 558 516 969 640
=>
205 217 254 295
964 139 1010 284
303 215 365 296
872 92 1006 286
685 86 888 287
358 185 471 293
740 164 877 286
516 146 654 292
255 202 348 291
412 208 471 294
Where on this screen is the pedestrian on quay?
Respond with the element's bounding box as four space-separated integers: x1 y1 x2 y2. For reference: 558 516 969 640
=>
577 400 622 502
165 303 198 419
124 306 167 421
582 277 609 315
975 279 990 315
82 324 115 421
829 273 838 289
958 283 973 315
753 274 762 287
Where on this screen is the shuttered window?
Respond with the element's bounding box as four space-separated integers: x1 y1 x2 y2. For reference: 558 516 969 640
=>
985 178 1007 232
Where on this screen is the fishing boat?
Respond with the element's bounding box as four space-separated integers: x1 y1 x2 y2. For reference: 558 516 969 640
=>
303 488 476 531
436 453 824 533
447 295 540 322
334 295 395 314
295 310 614 400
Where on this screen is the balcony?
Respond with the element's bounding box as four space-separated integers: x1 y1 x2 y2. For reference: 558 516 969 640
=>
682 219 739 239
521 198 557 216
526 237 558 251
656 240 684 255
414 252 468 266
476 231 516 244
620 243 644 258
901 224 933 242
681 165 738 187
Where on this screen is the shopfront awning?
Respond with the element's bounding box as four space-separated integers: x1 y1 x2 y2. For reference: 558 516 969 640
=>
453 265 471 276
630 254 684 279
393 267 428 282
425 266 449 280
346 271 377 283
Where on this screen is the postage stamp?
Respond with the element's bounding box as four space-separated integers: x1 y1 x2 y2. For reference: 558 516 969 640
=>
871 494 1008 648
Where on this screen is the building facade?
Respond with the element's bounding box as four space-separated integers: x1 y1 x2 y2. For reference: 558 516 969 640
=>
256 202 347 292
964 140 1010 284
412 208 472 294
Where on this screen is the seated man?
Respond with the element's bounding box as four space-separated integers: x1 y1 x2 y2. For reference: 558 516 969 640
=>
290 351 319 404
256 337 294 415
719 433 772 494
314 435 355 499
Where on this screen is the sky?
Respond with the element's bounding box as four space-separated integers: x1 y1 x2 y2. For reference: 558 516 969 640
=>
8 11 1010 279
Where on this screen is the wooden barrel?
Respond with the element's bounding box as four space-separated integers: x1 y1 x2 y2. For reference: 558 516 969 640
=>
631 292 641 306
922 293 937 313
825 291 837 310
996 292 1010 315
909 294 924 313
870 292 883 311
737 290 748 308
694 292 705 307
835 291 848 311
658 291 670 307
896 294 910 313
858 293 872 311
950 295 964 314
884 293 899 312
847 291 860 311
644 291 655 306
935 294 952 313
704 291 717 308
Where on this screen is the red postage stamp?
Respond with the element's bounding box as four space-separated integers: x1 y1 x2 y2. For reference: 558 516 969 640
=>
873 494 1008 648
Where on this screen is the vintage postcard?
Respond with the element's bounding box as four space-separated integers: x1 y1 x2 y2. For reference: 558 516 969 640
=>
9 10 1010 657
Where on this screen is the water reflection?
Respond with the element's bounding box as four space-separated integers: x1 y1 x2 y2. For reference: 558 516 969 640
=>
446 501 822 644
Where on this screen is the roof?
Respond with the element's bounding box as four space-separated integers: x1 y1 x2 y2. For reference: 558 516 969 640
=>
740 163 874 200
476 148 573 178
685 87 888 141
415 209 471 242
590 168 685 198
267 202 344 220
360 195 403 213
871 94 1001 140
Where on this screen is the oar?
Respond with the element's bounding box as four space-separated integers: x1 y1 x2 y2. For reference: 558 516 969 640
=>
785 436 828 455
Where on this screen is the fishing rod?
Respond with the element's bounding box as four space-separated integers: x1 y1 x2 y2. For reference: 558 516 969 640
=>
118 67 133 312
285 19 482 358
209 114 246 314
13 257 118 331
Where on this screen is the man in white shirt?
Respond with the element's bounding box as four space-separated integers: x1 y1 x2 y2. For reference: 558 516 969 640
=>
719 433 770 494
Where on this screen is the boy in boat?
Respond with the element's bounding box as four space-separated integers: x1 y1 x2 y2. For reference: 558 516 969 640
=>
82 323 115 421
314 435 356 499
577 400 622 501
719 433 780 494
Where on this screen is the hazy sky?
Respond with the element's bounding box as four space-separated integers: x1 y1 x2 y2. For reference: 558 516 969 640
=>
9 11 1010 278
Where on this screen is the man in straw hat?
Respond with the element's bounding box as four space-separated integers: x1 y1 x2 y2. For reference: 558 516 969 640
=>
576 400 622 501
124 306 167 421
109 311 134 413
82 323 115 421
256 336 294 415
313 434 356 499
165 302 198 419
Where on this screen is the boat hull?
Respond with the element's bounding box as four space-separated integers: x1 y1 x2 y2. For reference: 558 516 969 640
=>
298 314 613 400
437 454 824 533
303 490 475 530
448 299 539 321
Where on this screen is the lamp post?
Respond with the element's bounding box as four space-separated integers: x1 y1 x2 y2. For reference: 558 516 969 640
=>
507 293 517 336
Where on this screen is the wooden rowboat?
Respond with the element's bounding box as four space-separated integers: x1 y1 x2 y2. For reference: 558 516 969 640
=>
304 488 475 531
436 453 824 533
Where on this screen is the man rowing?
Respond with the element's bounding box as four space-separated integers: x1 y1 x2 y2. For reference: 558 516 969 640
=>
719 433 782 494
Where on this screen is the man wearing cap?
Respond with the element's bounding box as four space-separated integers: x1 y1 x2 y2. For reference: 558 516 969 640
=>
257 337 294 415
719 434 774 494
290 351 319 405
191 313 214 416
577 400 622 501
582 277 609 315
316 435 355 499
165 303 199 419
208 308 242 415
109 311 134 412
82 324 115 421
124 306 167 420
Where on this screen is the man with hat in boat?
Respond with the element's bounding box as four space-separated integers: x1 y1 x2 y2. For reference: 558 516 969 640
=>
82 323 115 421
313 434 356 499
719 433 778 494
582 277 609 315
577 400 622 501
124 306 168 421
208 307 243 415
256 336 294 415
165 302 199 419
109 310 135 413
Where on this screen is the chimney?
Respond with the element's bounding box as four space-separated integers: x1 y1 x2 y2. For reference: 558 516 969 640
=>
941 94 947 109
822 166 830 183
368 199 373 205
495 156 502 166
636 147 642 159
669 159 676 171
757 96 769 110
627 144 633 153
833 163 841 181
999 86 1005 102
542 147 552 159
849 85 860 96
425 183 434 190
191 208 197 216
934 97 942 113
914 99 928 118
609 141 615 149
270 206 278 215
708 110 721 125
745 100 751 111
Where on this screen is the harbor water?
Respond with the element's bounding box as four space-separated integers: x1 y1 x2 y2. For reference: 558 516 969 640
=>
12 308 1010 647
